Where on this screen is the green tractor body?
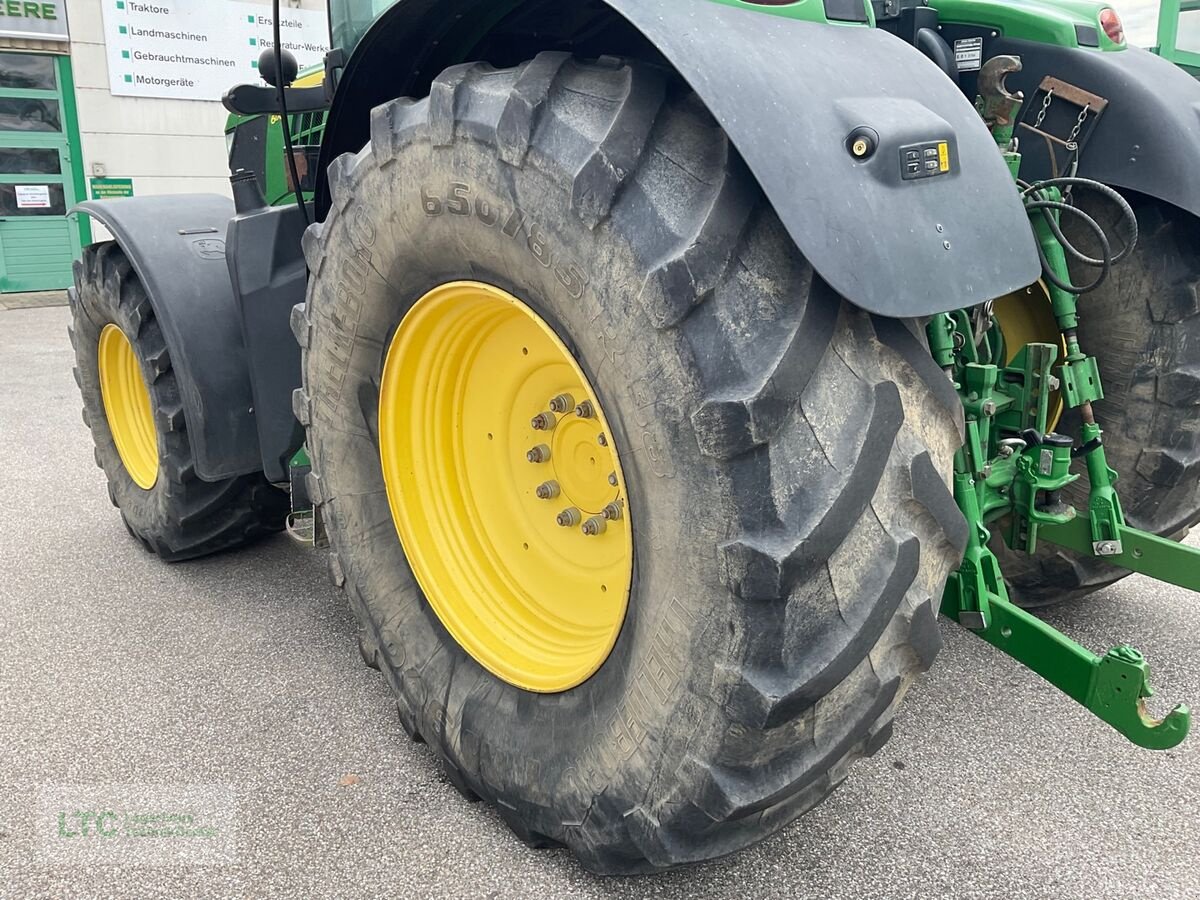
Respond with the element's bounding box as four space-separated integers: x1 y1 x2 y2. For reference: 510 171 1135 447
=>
69 0 1200 874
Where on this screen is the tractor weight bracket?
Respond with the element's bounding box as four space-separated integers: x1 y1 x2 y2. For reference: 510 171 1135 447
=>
942 583 1191 750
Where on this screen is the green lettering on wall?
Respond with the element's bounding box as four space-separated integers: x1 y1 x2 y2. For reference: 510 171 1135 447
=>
0 0 58 16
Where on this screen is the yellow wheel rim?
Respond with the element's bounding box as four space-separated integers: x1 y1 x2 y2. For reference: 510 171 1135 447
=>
98 324 159 490
379 281 634 693
993 282 1068 431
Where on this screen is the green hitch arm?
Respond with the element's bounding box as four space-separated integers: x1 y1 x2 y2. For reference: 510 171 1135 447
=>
938 57 1192 752
942 589 1190 750
1039 515 1200 594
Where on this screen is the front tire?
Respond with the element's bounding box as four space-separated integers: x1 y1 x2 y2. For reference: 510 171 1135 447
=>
296 55 966 873
70 243 287 561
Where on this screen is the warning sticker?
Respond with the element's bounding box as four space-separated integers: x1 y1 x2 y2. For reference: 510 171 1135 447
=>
954 37 984 72
15 185 51 209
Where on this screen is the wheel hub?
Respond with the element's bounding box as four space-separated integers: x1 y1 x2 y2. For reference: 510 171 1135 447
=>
97 324 158 490
548 413 616 514
378 281 633 693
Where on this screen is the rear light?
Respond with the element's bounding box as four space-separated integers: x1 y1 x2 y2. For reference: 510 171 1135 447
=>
1099 8 1125 44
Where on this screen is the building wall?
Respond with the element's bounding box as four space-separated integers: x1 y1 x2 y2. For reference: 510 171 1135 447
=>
66 0 327 200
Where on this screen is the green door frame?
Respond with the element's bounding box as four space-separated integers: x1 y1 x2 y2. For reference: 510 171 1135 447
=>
1156 1 1200 74
0 52 89 292
62 54 92 248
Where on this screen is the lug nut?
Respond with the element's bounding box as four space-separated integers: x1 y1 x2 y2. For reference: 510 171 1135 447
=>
527 444 551 463
556 507 582 527
548 393 575 414
602 502 623 521
575 400 595 419
608 472 618 487
582 515 607 536
597 433 608 447
535 481 561 500
531 411 557 431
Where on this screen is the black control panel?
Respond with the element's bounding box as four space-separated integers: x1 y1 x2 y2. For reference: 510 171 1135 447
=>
901 140 953 181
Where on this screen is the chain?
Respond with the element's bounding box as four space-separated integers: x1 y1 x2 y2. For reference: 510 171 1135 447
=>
1065 103 1091 151
1030 90 1089 183
1032 89 1054 130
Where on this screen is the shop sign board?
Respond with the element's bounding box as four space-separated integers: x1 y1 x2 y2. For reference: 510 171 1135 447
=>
101 0 329 101
0 1 69 43
90 177 135 200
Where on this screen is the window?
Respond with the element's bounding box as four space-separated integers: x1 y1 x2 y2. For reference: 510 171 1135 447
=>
330 0 393 53
1179 9 1200 54
0 182 66 216
0 53 56 91
0 147 61 175
0 98 61 132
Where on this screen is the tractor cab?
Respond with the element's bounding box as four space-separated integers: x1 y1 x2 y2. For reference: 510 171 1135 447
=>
330 0 394 53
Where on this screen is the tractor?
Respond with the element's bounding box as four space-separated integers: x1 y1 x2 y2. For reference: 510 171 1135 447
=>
68 0 1200 874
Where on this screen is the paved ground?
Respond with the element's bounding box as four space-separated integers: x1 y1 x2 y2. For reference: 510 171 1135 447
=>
0 291 68 311
1 305 1197 899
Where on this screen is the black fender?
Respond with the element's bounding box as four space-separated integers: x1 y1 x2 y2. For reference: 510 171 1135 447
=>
991 39 1200 219
225 203 310 484
317 0 1040 317
76 196 262 482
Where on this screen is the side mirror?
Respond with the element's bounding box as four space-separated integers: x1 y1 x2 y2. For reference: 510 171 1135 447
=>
258 48 299 89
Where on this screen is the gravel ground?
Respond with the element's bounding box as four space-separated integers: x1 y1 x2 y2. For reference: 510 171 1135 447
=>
1 305 1197 899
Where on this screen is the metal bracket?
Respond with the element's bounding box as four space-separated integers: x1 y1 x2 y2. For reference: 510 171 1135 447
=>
1059 355 1104 407
1039 516 1200 594
286 446 327 548
1019 75 1109 178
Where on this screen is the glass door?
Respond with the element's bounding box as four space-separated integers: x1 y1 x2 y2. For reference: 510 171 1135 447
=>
0 52 82 293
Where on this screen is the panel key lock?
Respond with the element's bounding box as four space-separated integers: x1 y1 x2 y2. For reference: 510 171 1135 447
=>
901 140 954 181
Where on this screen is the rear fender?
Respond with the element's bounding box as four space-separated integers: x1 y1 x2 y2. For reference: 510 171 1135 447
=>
990 39 1200 218
75 196 262 482
225 203 309 484
318 0 1041 317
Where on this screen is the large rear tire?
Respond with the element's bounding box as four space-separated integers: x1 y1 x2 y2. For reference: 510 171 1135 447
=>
999 195 1200 607
70 243 288 562
295 55 967 873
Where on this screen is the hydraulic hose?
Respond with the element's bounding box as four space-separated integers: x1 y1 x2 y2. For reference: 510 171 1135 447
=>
1025 199 1111 295
1020 177 1139 295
